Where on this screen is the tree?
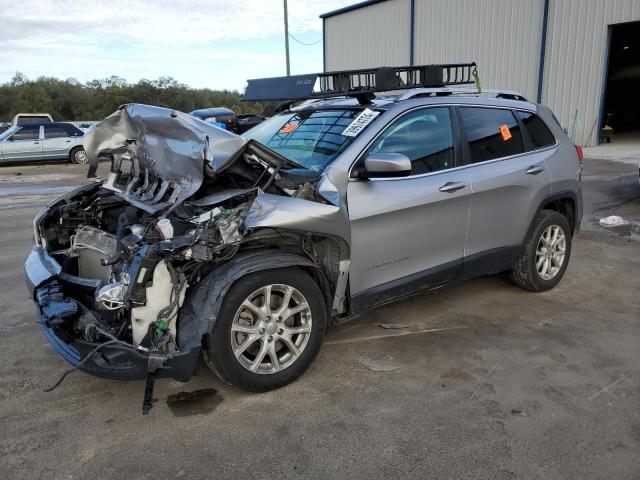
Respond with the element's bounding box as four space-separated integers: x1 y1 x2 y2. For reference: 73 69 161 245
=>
0 75 273 122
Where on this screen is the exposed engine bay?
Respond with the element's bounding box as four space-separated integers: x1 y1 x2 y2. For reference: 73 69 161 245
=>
27 105 349 406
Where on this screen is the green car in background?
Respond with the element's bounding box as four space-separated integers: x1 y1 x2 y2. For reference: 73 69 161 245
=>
0 122 87 164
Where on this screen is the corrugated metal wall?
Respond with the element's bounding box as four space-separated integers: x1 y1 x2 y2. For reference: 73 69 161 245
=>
413 0 544 103
324 0 411 71
323 0 640 145
543 0 640 146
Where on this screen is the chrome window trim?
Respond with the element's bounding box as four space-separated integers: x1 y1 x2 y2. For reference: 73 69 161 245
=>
347 103 558 183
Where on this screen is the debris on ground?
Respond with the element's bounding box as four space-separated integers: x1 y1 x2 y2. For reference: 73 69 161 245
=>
367 363 400 372
511 409 529 417
376 323 409 330
599 215 629 227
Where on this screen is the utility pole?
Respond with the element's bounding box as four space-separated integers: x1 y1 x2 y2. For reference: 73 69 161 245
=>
283 0 291 76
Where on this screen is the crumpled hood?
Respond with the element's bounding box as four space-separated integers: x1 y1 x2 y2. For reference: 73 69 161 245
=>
84 103 247 212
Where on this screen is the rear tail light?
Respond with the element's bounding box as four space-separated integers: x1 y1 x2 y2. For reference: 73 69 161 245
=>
575 145 583 161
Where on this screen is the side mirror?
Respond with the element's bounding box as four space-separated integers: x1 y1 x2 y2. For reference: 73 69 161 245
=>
359 152 411 178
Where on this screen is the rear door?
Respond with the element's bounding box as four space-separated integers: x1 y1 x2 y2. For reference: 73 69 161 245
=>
0 125 42 162
457 106 553 270
42 124 73 159
347 106 471 307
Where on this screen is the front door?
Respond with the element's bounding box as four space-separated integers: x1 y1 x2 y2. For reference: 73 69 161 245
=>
347 107 471 309
1 125 42 162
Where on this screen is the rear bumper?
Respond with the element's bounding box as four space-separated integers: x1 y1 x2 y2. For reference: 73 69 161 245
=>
25 245 199 382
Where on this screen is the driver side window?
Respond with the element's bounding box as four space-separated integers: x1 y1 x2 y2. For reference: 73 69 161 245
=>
368 107 454 175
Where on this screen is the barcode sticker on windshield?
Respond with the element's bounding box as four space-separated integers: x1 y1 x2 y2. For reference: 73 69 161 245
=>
342 108 380 137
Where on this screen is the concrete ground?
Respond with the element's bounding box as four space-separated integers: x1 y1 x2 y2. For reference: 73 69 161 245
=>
583 131 640 164
0 159 639 480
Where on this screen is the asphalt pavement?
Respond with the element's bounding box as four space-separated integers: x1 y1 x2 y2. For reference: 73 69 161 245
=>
0 158 638 480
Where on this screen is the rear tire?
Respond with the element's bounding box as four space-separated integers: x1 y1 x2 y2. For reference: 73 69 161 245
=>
204 268 326 392
69 147 88 164
510 209 572 292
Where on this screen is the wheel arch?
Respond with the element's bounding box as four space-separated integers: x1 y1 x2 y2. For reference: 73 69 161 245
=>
177 249 333 351
535 191 578 234
68 145 85 161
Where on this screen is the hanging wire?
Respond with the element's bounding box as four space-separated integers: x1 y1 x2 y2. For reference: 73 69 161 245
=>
288 33 322 46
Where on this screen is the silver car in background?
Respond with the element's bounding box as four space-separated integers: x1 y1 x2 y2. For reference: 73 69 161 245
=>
0 122 86 164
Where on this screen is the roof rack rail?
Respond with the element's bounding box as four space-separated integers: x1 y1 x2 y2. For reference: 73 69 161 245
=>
396 87 528 102
243 62 478 104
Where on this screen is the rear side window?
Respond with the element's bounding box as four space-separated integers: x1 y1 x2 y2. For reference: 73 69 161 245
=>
368 107 454 175
516 111 556 149
459 107 524 163
11 125 40 140
63 124 83 136
44 125 69 139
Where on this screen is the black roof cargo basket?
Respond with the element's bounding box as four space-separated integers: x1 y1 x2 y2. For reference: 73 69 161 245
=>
243 62 477 104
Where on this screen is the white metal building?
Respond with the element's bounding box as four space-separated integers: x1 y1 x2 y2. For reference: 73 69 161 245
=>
321 0 640 146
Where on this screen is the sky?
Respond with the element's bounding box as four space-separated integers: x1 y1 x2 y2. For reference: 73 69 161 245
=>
0 0 355 91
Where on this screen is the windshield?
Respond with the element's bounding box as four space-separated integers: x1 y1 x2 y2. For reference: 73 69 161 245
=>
0 126 19 142
242 109 374 172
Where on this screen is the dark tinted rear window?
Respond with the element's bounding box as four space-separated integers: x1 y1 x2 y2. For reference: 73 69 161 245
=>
459 107 524 163
44 125 69 138
64 124 84 136
516 111 556 149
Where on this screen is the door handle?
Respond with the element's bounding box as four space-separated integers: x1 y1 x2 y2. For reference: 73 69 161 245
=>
66 140 71 143
439 181 466 193
33 141 39 144
526 165 544 175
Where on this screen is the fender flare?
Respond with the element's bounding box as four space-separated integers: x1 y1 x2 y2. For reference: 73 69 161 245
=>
177 250 316 349
531 190 580 236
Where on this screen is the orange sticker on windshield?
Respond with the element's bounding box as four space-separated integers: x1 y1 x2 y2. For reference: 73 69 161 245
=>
499 124 512 141
280 123 298 133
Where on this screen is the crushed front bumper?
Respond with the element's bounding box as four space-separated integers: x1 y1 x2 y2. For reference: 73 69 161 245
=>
25 245 200 382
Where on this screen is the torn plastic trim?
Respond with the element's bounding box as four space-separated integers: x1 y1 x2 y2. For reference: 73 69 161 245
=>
33 280 201 381
25 245 62 294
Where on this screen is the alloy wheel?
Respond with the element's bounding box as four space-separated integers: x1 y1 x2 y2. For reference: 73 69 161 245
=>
535 224 566 280
74 149 88 164
230 284 313 374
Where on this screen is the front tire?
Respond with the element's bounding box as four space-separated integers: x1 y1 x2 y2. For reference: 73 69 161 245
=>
69 147 88 164
204 268 326 392
510 209 572 292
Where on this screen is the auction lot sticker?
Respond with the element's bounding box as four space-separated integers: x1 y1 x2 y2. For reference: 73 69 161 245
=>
342 108 380 137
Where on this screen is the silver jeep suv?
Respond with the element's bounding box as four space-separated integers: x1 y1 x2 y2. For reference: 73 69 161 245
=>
25 65 582 407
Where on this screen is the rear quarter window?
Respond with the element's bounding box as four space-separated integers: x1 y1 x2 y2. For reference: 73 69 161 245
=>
459 107 524 163
63 124 84 136
516 111 556 149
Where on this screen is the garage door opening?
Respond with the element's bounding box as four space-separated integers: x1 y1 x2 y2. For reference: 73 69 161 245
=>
601 21 640 146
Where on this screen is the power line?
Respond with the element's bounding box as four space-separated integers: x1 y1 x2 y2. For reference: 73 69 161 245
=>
288 33 323 46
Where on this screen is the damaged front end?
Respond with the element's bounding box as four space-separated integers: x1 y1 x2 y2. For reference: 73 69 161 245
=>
26 104 349 400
